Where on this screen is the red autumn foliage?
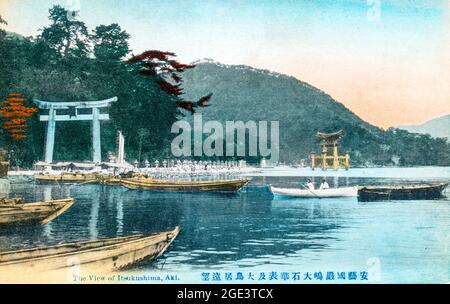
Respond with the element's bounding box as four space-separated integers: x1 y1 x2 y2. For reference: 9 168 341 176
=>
172 73 182 83
176 101 195 114
128 49 213 114
0 93 37 140
176 94 213 113
127 50 177 64
157 80 183 96
197 94 213 107
168 60 195 71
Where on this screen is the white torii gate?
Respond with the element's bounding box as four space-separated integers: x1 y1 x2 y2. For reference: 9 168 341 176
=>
33 97 117 163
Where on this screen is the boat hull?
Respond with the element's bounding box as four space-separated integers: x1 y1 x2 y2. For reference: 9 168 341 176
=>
35 174 98 184
121 178 251 192
0 227 180 282
0 198 75 227
270 186 358 198
358 183 448 201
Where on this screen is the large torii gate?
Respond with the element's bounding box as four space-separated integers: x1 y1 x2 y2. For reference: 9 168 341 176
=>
33 97 117 163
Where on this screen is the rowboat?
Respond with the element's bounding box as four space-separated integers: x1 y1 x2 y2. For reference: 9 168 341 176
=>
35 173 98 184
0 198 75 227
0 227 180 282
358 183 448 201
120 177 251 192
269 185 358 198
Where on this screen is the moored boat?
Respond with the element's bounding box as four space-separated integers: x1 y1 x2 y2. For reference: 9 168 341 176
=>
121 177 251 192
358 183 448 201
97 176 123 186
269 185 358 198
35 173 99 184
0 227 180 282
0 198 75 227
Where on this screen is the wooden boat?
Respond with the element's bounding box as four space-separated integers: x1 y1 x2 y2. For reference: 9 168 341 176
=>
0 161 8 178
269 185 358 198
0 198 75 227
97 175 123 186
358 183 448 201
121 177 251 192
0 227 180 279
0 197 22 205
35 173 98 184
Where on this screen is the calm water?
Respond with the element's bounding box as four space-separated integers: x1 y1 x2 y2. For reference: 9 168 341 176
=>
1 170 449 283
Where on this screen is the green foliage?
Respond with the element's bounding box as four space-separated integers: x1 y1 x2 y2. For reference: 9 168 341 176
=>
39 5 89 58
182 62 450 166
93 24 130 60
0 5 179 167
1 7 448 168
0 15 6 23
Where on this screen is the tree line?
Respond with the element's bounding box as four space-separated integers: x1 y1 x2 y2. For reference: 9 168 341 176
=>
0 6 208 167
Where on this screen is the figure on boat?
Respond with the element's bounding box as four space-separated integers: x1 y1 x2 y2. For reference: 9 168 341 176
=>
271 177 358 198
306 178 315 190
320 178 330 190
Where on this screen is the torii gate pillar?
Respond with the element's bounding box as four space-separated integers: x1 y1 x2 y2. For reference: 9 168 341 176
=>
34 97 117 163
92 107 101 163
45 108 56 163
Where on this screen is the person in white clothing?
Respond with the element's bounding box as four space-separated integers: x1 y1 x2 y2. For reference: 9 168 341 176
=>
306 178 315 190
320 178 330 190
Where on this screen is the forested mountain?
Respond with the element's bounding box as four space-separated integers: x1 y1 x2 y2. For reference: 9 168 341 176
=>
181 60 450 166
0 7 184 167
1 7 449 168
399 115 450 142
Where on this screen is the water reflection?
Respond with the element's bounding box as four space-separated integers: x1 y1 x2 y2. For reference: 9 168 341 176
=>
117 196 123 235
42 187 53 239
0 176 449 283
0 183 345 267
89 189 100 240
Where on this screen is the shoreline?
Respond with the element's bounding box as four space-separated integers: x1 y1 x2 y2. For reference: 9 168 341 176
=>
245 166 450 179
5 166 450 179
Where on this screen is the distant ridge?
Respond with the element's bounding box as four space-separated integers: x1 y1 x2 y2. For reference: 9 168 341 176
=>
191 58 328 94
181 60 450 166
399 115 450 141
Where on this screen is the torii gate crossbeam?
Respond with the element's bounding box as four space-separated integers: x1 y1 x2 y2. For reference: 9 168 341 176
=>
33 97 117 163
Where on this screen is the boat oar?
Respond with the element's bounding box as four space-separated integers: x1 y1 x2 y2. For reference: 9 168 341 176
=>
299 183 320 198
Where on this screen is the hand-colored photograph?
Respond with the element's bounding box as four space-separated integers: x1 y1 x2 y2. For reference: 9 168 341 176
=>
0 0 448 285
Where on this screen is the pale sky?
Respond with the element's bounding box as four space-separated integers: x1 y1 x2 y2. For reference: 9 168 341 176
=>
1 0 449 128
